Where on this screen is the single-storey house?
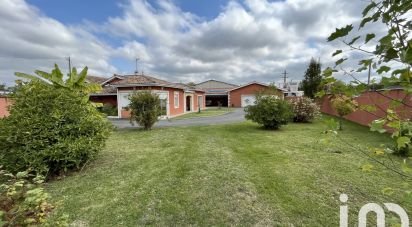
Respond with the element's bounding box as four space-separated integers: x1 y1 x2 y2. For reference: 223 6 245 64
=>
89 74 206 119
228 82 284 107
195 80 285 108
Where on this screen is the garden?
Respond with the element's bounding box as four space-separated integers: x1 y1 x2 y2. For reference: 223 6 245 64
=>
1 0 411 226
44 119 411 226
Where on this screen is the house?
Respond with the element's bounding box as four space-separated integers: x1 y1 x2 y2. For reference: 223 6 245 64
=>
195 80 285 108
88 74 206 119
195 80 238 107
228 82 284 107
278 81 304 97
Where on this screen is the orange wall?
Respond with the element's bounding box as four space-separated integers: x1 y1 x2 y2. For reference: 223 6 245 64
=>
169 89 185 116
0 96 11 118
229 84 268 107
320 90 412 127
117 86 205 118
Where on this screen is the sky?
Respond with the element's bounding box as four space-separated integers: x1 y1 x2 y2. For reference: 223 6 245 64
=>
0 0 377 86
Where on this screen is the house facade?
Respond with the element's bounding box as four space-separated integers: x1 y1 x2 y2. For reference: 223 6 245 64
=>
196 80 285 108
228 82 284 107
89 74 206 119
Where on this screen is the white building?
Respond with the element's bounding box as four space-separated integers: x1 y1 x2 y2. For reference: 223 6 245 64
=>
278 81 304 97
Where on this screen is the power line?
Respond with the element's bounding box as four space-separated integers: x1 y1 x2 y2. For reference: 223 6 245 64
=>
280 70 288 88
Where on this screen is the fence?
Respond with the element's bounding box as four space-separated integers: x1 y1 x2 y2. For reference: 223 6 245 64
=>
320 89 412 127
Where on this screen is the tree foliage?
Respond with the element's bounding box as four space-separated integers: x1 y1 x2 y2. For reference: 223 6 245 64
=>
15 64 101 94
322 0 412 163
245 96 293 130
331 95 358 130
129 91 162 130
0 81 111 176
302 58 322 98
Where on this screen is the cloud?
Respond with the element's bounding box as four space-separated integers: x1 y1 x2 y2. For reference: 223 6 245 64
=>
0 0 382 86
106 0 374 84
0 0 117 85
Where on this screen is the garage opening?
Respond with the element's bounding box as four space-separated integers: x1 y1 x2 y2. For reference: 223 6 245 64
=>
205 95 228 107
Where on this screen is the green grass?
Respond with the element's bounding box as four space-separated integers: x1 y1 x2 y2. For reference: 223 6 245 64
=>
171 107 234 120
47 117 411 226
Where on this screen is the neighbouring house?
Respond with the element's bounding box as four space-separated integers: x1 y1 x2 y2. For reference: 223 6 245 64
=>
278 81 304 97
195 80 239 107
228 82 284 107
88 74 206 119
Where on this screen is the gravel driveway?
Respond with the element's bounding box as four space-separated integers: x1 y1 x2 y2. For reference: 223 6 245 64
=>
110 108 246 129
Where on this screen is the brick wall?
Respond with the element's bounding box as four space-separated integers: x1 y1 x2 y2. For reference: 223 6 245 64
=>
229 84 282 107
320 90 412 127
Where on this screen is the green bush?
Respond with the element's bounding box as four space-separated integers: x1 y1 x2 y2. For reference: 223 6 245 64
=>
245 96 293 130
129 91 161 130
100 103 118 116
289 97 320 122
0 82 111 176
0 168 68 226
331 95 357 130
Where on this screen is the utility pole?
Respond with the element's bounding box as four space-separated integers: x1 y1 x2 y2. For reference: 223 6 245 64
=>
66 56 72 77
367 62 371 86
281 70 288 89
135 58 140 75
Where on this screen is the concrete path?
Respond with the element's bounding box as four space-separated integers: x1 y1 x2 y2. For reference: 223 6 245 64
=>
110 108 246 129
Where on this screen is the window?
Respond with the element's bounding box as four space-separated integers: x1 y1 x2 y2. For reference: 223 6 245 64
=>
174 92 179 108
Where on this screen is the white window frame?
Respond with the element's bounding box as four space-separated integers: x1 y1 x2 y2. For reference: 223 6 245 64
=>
174 91 179 108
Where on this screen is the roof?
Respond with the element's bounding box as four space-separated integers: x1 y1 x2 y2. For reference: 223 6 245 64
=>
107 74 204 92
86 75 109 84
196 79 238 88
228 81 286 92
111 74 171 85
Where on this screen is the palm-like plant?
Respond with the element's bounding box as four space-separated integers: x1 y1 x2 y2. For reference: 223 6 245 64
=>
15 64 101 94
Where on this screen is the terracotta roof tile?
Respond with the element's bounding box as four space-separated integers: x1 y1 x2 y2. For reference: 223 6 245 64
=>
86 75 108 84
110 74 172 85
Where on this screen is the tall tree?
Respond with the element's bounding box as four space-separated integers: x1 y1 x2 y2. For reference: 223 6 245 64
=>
301 58 322 98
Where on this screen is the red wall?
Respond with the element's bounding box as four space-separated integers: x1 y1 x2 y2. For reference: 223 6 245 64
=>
0 96 11 118
229 84 267 107
117 86 205 118
229 84 284 107
320 90 412 127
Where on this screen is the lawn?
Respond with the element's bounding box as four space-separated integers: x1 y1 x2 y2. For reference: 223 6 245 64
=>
171 107 234 120
47 117 411 226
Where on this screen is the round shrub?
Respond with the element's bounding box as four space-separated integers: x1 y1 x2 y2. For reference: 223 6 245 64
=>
245 96 293 130
129 91 161 130
0 82 111 176
289 97 320 122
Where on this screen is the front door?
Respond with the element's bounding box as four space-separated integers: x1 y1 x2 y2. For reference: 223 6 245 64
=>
186 96 192 111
